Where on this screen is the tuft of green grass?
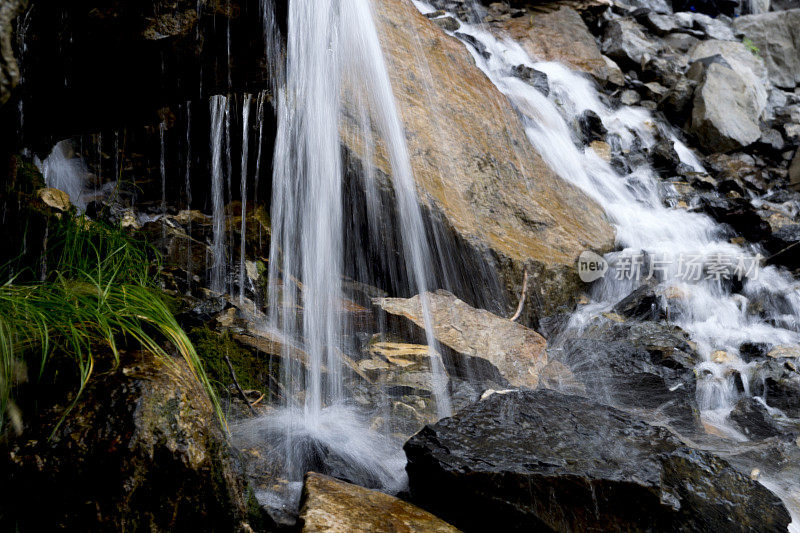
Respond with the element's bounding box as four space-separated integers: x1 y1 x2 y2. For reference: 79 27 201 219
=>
0 217 223 436
743 37 760 57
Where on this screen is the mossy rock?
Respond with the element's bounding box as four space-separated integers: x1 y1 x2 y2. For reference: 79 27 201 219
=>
190 326 270 396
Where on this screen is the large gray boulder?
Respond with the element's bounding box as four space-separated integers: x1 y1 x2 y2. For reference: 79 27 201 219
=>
404 390 792 532
602 18 661 68
733 9 800 89
688 40 769 152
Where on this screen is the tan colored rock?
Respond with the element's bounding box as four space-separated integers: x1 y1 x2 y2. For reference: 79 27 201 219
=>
347 0 614 321
767 345 800 359
300 472 460 533
375 290 547 388
37 187 72 211
590 140 612 162
711 350 732 364
497 7 612 84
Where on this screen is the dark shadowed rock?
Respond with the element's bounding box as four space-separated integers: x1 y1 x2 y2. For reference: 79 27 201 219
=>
730 397 783 440
0 0 27 107
0 354 266 531
404 389 791 533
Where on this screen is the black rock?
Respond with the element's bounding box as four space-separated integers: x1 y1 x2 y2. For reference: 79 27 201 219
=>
404 390 791 533
613 280 665 320
512 64 549 96
730 397 783 440
454 32 489 59
754 359 800 418
577 110 607 144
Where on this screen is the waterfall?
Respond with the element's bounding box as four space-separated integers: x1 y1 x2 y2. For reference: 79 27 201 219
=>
234 0 462 510
209 95 228 293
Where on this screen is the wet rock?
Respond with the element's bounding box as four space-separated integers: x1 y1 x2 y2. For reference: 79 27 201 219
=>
620 89 641 105
577 109 607 144
649 139 682 175
0 0 27 107
36 187 72 212
602 18 661 69
754 359 800 418
612 280 665 320
352 0 614 323
0 354 266 531
730 397 782 440
375 290 547 389
299 472 460 533
432 15 459 32
511 64 549 96
404 389 791 532
497 7 615 85
733 9 800 89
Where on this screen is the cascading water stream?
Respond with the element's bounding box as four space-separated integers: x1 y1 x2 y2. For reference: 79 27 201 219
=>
412 2 800 526
414 0 800 432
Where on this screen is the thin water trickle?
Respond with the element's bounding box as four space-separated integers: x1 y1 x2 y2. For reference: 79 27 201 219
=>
239 95 251 304
209 95 228 293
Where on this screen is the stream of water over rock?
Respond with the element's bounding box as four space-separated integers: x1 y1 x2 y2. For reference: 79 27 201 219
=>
25 0 800 527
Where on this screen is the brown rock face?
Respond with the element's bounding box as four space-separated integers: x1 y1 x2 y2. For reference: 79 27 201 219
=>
497 7 613 84
376 290 548 388
0 0 27 106
299 472 460 533
344 0 614 323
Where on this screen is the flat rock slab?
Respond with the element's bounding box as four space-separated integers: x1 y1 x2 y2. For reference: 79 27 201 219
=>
404 389 790 532
299 472 460 533
375 290 547 388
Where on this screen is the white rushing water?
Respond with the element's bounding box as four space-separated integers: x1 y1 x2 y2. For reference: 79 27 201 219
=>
244 0 454 506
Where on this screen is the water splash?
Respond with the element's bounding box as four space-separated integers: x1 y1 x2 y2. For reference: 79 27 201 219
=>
35 140 89 211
